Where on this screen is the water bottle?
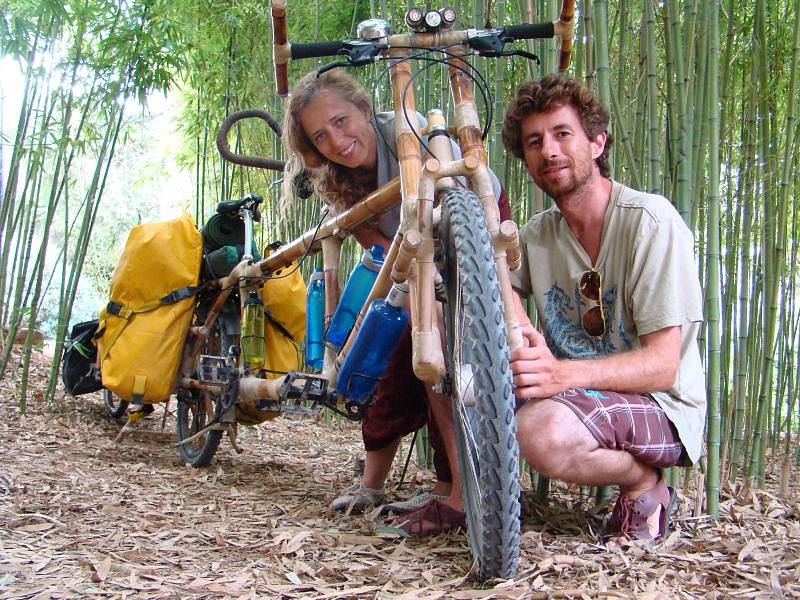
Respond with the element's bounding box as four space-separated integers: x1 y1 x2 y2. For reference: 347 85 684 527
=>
336 283 409 405
325 244 385 350
241 291 266 370
305 268 325 370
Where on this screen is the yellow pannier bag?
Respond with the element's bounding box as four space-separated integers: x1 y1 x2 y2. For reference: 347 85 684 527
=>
236 245 306 425
96 214 202 404
261 244 306 378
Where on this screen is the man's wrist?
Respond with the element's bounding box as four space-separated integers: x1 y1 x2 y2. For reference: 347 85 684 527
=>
555 358 572 391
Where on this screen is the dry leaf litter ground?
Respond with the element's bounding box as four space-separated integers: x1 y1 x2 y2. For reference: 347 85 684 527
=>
1 347 798 599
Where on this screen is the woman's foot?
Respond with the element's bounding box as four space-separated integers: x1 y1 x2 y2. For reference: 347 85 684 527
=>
329 482 385 513
381 490 448 515
391 499 466 536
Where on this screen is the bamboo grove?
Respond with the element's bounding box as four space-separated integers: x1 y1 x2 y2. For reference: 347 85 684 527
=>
1 1 798 517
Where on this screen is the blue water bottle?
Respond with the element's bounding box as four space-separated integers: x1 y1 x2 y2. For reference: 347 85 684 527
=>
305 269 325 370
325 244 385 350
336 282 409 405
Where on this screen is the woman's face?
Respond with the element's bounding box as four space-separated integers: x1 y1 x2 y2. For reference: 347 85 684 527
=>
299 91 378 170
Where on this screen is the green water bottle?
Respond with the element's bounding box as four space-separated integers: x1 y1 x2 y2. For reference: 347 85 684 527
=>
241 291 265 370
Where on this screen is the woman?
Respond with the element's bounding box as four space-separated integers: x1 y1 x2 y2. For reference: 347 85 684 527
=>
282 70 510 535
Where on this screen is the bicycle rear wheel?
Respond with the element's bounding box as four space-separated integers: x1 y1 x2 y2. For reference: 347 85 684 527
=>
176 311 231 467
439 188 520 580
103 389 128 419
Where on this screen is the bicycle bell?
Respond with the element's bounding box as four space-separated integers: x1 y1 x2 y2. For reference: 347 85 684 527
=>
357 18 391 41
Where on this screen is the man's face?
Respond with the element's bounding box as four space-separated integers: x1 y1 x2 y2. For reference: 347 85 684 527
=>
520 104 606 201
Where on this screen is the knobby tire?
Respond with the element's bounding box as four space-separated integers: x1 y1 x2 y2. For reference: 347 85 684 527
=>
440 188 520 580
104 389 128 419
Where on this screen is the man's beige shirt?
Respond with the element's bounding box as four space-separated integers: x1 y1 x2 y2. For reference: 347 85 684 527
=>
510 181 706 464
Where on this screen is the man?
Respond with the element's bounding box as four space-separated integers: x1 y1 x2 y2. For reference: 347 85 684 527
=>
501 75 706 541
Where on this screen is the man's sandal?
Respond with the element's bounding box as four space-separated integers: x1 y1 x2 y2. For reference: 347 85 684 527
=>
603 476 677 542
392 499 467 536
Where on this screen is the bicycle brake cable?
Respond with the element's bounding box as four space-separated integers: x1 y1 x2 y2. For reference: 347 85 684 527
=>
402 49 494 142
370 46 493 166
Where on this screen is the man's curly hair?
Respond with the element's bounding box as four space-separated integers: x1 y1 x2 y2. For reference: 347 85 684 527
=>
502 75 613 178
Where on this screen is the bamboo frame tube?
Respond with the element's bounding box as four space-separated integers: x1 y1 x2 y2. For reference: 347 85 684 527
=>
392 230 421 283
497 220 521 272
321 235 342 380
389 49 445 384
255 178 402 275
238 374 285 403
447 54 524 352
270 0 289 96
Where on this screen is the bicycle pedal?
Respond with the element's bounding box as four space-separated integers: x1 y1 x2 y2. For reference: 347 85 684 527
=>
279 372 331 403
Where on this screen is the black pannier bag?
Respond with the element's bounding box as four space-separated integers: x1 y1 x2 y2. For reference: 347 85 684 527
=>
61 319 103 395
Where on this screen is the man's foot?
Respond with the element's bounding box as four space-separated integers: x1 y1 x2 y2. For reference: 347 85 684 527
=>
381 490 448 515
329 482 385 514
604 478 677 542
392 499 466 536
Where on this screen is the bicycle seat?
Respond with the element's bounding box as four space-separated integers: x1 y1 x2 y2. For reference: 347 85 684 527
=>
216 193 264 215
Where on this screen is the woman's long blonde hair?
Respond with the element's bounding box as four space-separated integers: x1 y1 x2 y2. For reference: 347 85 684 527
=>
282 70 378 213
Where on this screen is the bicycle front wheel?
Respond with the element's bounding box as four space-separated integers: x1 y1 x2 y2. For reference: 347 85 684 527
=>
439 188 520 581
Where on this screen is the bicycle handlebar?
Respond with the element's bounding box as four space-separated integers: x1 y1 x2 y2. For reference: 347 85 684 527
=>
503 22 555 41
216 109 286 172
271 1 575 95
291 41 347 60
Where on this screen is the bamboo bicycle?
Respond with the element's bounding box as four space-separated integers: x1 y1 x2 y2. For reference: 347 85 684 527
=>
173 1 575 580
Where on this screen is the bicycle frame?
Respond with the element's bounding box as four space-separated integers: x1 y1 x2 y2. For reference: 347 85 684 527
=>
179 2 575 412
173 0 576 581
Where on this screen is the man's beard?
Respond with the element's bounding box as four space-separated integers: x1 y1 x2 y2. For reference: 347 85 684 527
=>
533 156 594 202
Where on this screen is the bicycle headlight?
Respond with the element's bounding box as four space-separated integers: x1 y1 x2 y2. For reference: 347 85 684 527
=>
405 8 425 32
439 7 457 28
423 10 443 31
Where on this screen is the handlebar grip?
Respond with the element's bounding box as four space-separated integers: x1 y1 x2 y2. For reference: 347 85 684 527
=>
557 0 576 72
291 41 347 60
270 0 289 96
504 22 555 41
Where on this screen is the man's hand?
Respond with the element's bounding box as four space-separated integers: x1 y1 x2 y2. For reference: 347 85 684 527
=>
510 324 682 400
510 328 569 399
519 322 537 348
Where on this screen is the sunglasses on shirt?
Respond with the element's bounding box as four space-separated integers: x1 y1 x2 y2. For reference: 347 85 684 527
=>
579 268 606 338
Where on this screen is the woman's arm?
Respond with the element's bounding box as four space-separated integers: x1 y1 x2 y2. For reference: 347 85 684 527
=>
353 226 392 253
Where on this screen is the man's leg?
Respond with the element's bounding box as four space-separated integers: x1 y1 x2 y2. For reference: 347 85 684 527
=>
517 391 682 540
516 398 658 494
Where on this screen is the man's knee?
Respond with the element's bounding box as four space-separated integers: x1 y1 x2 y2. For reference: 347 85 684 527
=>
516 399 595 478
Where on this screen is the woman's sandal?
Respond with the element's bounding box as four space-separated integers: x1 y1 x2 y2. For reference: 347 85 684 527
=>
392 499 467 536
